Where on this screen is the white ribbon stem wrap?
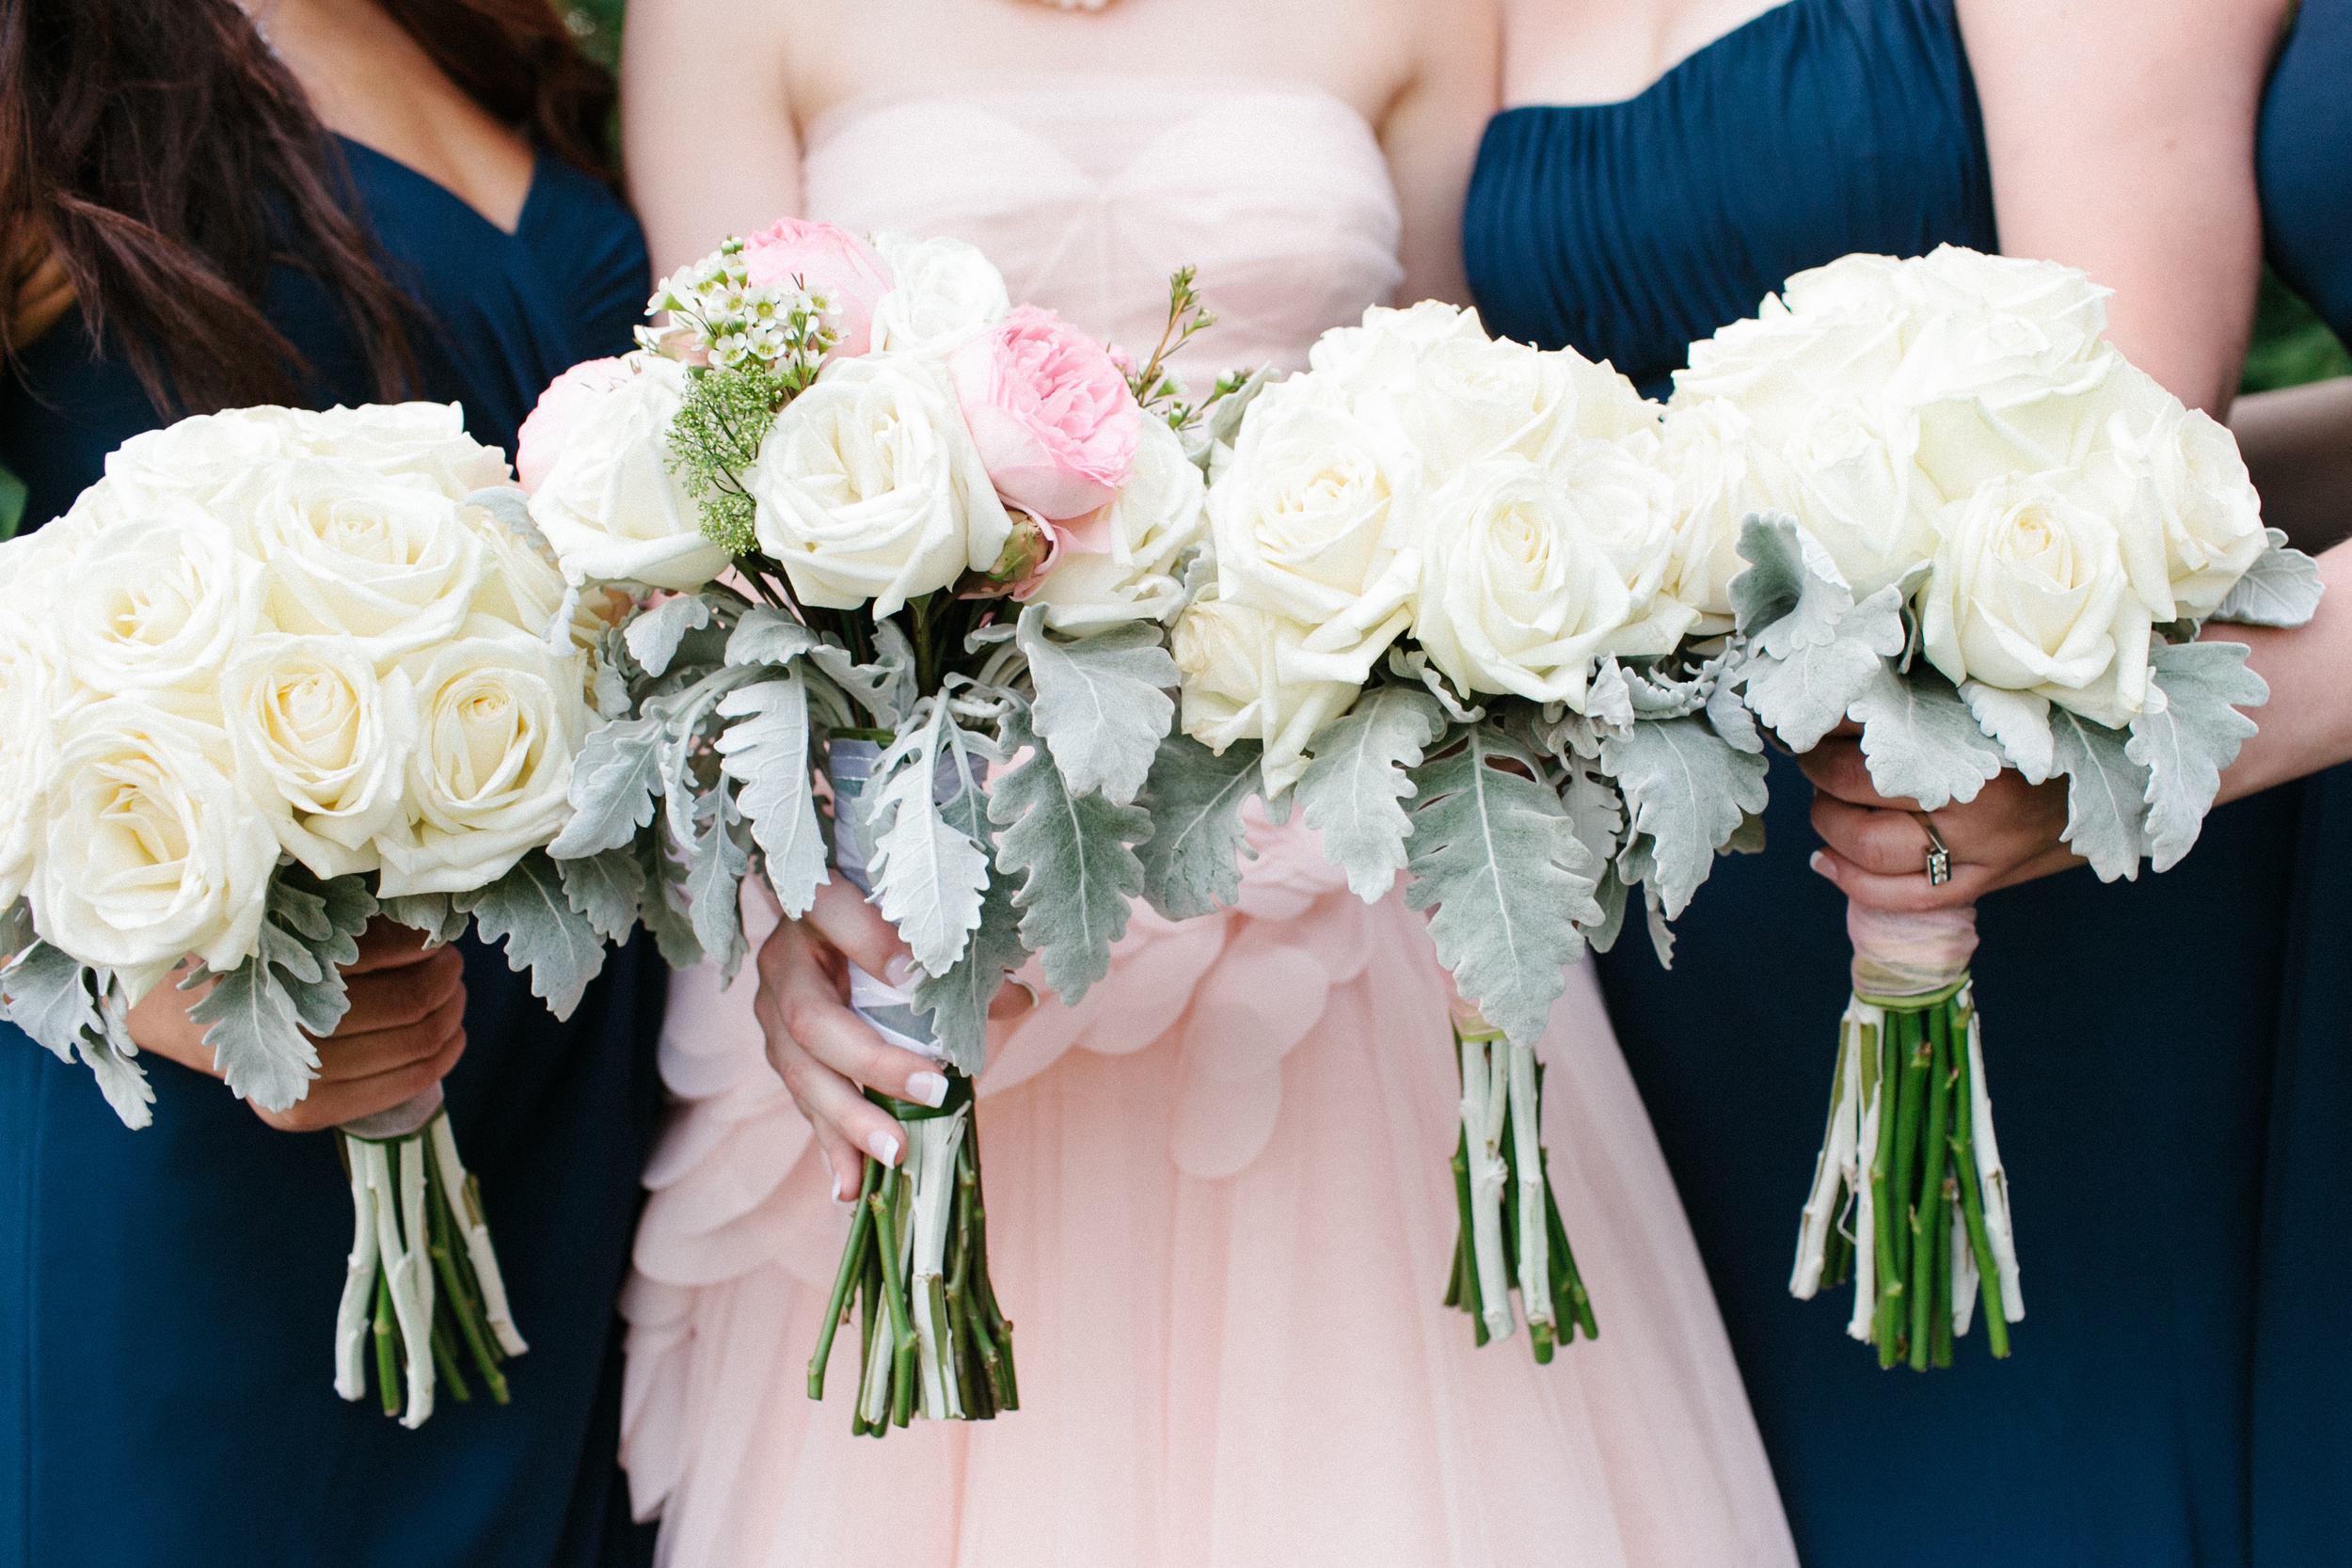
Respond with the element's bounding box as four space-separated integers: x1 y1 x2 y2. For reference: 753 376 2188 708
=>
333 1153 381 1402
431 1114 530 1356
905 1108 971 1421
1506 1041 1554 1332
1458 1034 1516 1344
1967 1001 2025 1323
359 1139 436 1429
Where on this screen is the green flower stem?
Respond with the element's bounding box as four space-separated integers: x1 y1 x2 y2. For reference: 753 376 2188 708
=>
1541 1156 1597 1341
372 1269 401 1420
866 1166 917 1429
1868 1021 1902 1366
1447 1023 1592 1361
1909 1006 1953 1371
423 1132 509 1403
808 1155 882 1402
430 1313 471 1403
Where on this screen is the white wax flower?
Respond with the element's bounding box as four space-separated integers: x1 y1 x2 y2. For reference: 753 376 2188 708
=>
748 354 1013 616
529 356 731 592
222 633 420 879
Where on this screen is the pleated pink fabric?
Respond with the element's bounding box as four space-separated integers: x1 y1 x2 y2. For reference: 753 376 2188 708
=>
620 76 1796 1568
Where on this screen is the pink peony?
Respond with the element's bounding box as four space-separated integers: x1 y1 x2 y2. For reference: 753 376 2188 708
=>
739 219 895 360
516 356 635 492
948 307 1143 522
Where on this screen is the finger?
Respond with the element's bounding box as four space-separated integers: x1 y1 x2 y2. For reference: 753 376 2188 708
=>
328 945 466 1037
757 919 946 1106
756 985 909 1168
255 1026 468 1133
342 918 442 974
309 986 468 1082
1796 738 1922 811
1810 795 1937 879
800 876 918 990
1805 846 2001 912
988 974 1038 1022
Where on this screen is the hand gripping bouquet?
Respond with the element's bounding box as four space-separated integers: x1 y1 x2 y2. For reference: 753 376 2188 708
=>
1160 302 1770 1360
1677 246 2326 1368
0 403 634 1425
518 220 1239 1433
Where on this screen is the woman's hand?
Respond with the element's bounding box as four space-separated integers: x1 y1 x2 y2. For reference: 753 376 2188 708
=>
127 919 469 1132
755 877 1032 1200
1801 724 2079 911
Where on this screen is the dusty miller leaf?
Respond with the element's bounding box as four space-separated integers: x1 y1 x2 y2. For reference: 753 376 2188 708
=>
866 701 992 976
2128 640 2266 872
1961 682 2057 784
684 785 755 985
1599 717 1769 919
634 832 704 969
624 594 716 678
1018 604 1178 806
989 705 1152 1005
559 845 648 943
810 621 916 729
1848 665 2007 811
2048 709 2150 882
913 861 1025 1078
725 606 824 669
1742 584 1906 752
1295 685 1448 904
1403 724 1600 1049
2211 531 2325 628
1 942 105 1068
552 711 669 860
1138 735 1265 920
456 849 609 1019
1558 755 1626 869
716 673 828 918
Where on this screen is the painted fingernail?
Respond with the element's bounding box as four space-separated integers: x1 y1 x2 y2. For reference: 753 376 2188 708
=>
906 1070 948 1109
866 1129 901 1165
818 1148 845 1203
1808 850 1834 879
883 955 919 990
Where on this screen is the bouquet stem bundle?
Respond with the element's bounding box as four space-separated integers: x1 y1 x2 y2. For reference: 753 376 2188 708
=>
1444 1014 1597 1360
334 1090 526 1426
1790 906 2021 1368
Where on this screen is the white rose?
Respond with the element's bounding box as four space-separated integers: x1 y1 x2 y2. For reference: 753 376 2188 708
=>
1658 398 1791 624
1776 252 1923 325
33 698 283 1003
52 503 266 698
0 595 89 910
231 459 488 661
1908 245 2110 346
1776 395 1945 596
748 354 1013 616
287 403 514 499
1673 295 1910 450
1025 417 1207 630
1379 333 1658 471
92 405 319 520
527 356 731 592
868 234 1012 356
1306 300 1492 403
222 634 419 879
469 503 598 648
1171 594 1359 796
374 622 590 896
1206 383 1422 684
1413 456 1692 710
1921 473 2151 727
2079 366 2267 622
1545 436 1683 621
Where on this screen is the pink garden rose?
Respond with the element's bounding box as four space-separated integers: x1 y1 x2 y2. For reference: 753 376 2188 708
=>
740 219 895 360
515 356 634 492
948 306 1144 522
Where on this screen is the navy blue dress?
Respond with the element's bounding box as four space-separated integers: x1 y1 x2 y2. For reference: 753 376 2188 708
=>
1467 3 2327 1563
0 142 664 1568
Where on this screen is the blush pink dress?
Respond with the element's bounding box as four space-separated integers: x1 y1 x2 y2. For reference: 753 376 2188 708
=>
619 75 1797 1568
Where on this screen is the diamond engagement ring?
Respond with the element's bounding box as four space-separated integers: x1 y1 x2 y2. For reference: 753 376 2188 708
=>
1917 815 1952 887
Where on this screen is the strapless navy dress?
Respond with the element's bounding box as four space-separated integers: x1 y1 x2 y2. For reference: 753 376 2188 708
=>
0 142 664 1568
1467 2 2337 1563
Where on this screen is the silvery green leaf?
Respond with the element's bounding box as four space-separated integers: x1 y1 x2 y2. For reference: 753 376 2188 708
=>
2212 530 2325 628
1403 724 1600 1049
1724 809 1768 856
914 863 1025 1077
624 594 715 678
187 954 316 1112
1743 585 1906 752
380 893 468 948
726 606 824 669
1388 647 1487 723
652 663 768 847
272 873 372 1037
1018 604 1178 806
684 786 754 984
559 845 648 943
552 711 668 859
1848 665 2006 811
1583 657 1635 729
0 942 105 1068
456 849 610 1019
1582 863 1630 955
1558 757 1626 871
716 673 827 918
1615 831 1657 892
1295 686 1447 904
2048 709 2149 882
866 702 992 976
1961 682 2056 784
1645 885 1677 969
2128 640 2266 872
1622 660 1711 719
81 989 155 1131
1707 664 1764 753
990 705 1152 1005
0 897 33 961
1600 717 1769 919
811 620 916 729
634 832 705 969
1138 735 1265 919
1728 512 1807 639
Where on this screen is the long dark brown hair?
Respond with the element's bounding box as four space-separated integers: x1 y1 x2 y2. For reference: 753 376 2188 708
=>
0 0 619 417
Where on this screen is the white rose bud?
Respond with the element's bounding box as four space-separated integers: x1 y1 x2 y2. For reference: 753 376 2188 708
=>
748 355 1013 616
1171 594 1359 796
868 234 1012 356
528 356 732 592
1658 398 1790 624
53 504 266 698
1413 455 1692 710
1207 384 1422 685
222 634 420 879
34 698 283 1004
374 623 591 897
233 459 489 662
1921 473 2151 728
1025 416 1208 631
1777 395 1945 596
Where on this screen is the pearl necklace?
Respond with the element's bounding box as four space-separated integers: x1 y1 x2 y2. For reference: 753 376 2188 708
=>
1025 0 1114 11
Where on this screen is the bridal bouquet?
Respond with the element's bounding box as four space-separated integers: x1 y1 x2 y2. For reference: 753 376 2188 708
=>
1155 301 1769 1361
0 402 627 1425
520 221 1236 1433
1681 245 2325 1368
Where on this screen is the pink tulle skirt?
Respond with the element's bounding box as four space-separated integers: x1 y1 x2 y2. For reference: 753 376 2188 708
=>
621 812 1795 1567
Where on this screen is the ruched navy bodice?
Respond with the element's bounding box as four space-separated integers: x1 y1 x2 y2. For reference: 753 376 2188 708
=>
1467 0 1994 397
1466 3 2343 1563
1 141 664 1568
2261 0 2352 343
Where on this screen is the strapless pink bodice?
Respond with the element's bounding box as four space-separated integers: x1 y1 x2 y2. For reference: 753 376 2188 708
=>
803 75 1405 382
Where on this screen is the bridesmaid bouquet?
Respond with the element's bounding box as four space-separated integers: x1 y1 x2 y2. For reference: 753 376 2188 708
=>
520 221 1239 1433
1679 246 2325 1368
1158 301 1765 1361
0 403 628 1425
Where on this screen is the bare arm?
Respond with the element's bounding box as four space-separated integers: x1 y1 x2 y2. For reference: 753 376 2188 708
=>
1380 0 1501 308
2232 376 2352 555
620 0 805 278
1960 0 2286 415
